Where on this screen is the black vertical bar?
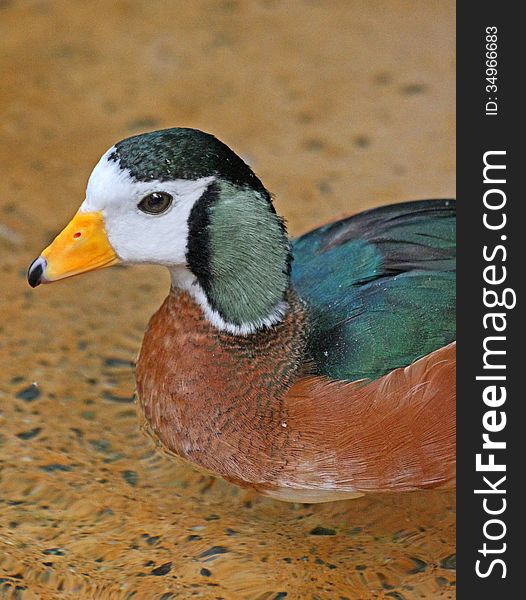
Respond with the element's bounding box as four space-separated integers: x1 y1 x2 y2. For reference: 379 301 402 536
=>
457 3 520 597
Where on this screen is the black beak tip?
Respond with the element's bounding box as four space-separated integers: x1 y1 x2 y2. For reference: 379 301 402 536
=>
28 257 46 288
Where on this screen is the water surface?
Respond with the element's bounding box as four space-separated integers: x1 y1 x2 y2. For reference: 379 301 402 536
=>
1 1 455 597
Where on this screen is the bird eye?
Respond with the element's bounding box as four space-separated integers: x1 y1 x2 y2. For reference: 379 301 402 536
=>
137 192 173 215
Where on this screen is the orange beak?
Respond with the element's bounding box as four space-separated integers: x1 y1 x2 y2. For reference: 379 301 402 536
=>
28 211 119 287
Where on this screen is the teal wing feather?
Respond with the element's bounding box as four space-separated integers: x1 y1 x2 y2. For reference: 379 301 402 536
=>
291 199 456 382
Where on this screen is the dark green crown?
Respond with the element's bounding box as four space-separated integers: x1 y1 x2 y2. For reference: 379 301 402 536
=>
112 127 292 331
110 128 268 195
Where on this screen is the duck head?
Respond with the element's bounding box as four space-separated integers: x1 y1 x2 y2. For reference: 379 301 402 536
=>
28 128 291 335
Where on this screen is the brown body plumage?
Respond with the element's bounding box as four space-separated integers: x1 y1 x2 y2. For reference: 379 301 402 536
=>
137 288 455 503
28 129 456 503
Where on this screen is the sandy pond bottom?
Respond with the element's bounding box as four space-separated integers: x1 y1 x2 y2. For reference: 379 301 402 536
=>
1 1 455 597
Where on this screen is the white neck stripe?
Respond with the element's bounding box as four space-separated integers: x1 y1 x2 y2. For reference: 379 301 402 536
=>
169 266 288 336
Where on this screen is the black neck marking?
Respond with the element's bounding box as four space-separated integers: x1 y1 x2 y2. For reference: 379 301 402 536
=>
186 181 217 304
185 181 292 330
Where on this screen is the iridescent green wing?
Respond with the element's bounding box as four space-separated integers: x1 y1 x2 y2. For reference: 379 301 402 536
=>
291 199 456 382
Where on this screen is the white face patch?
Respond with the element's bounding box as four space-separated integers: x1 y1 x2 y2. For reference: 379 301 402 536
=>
81 147 214 267
80 146 288 335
